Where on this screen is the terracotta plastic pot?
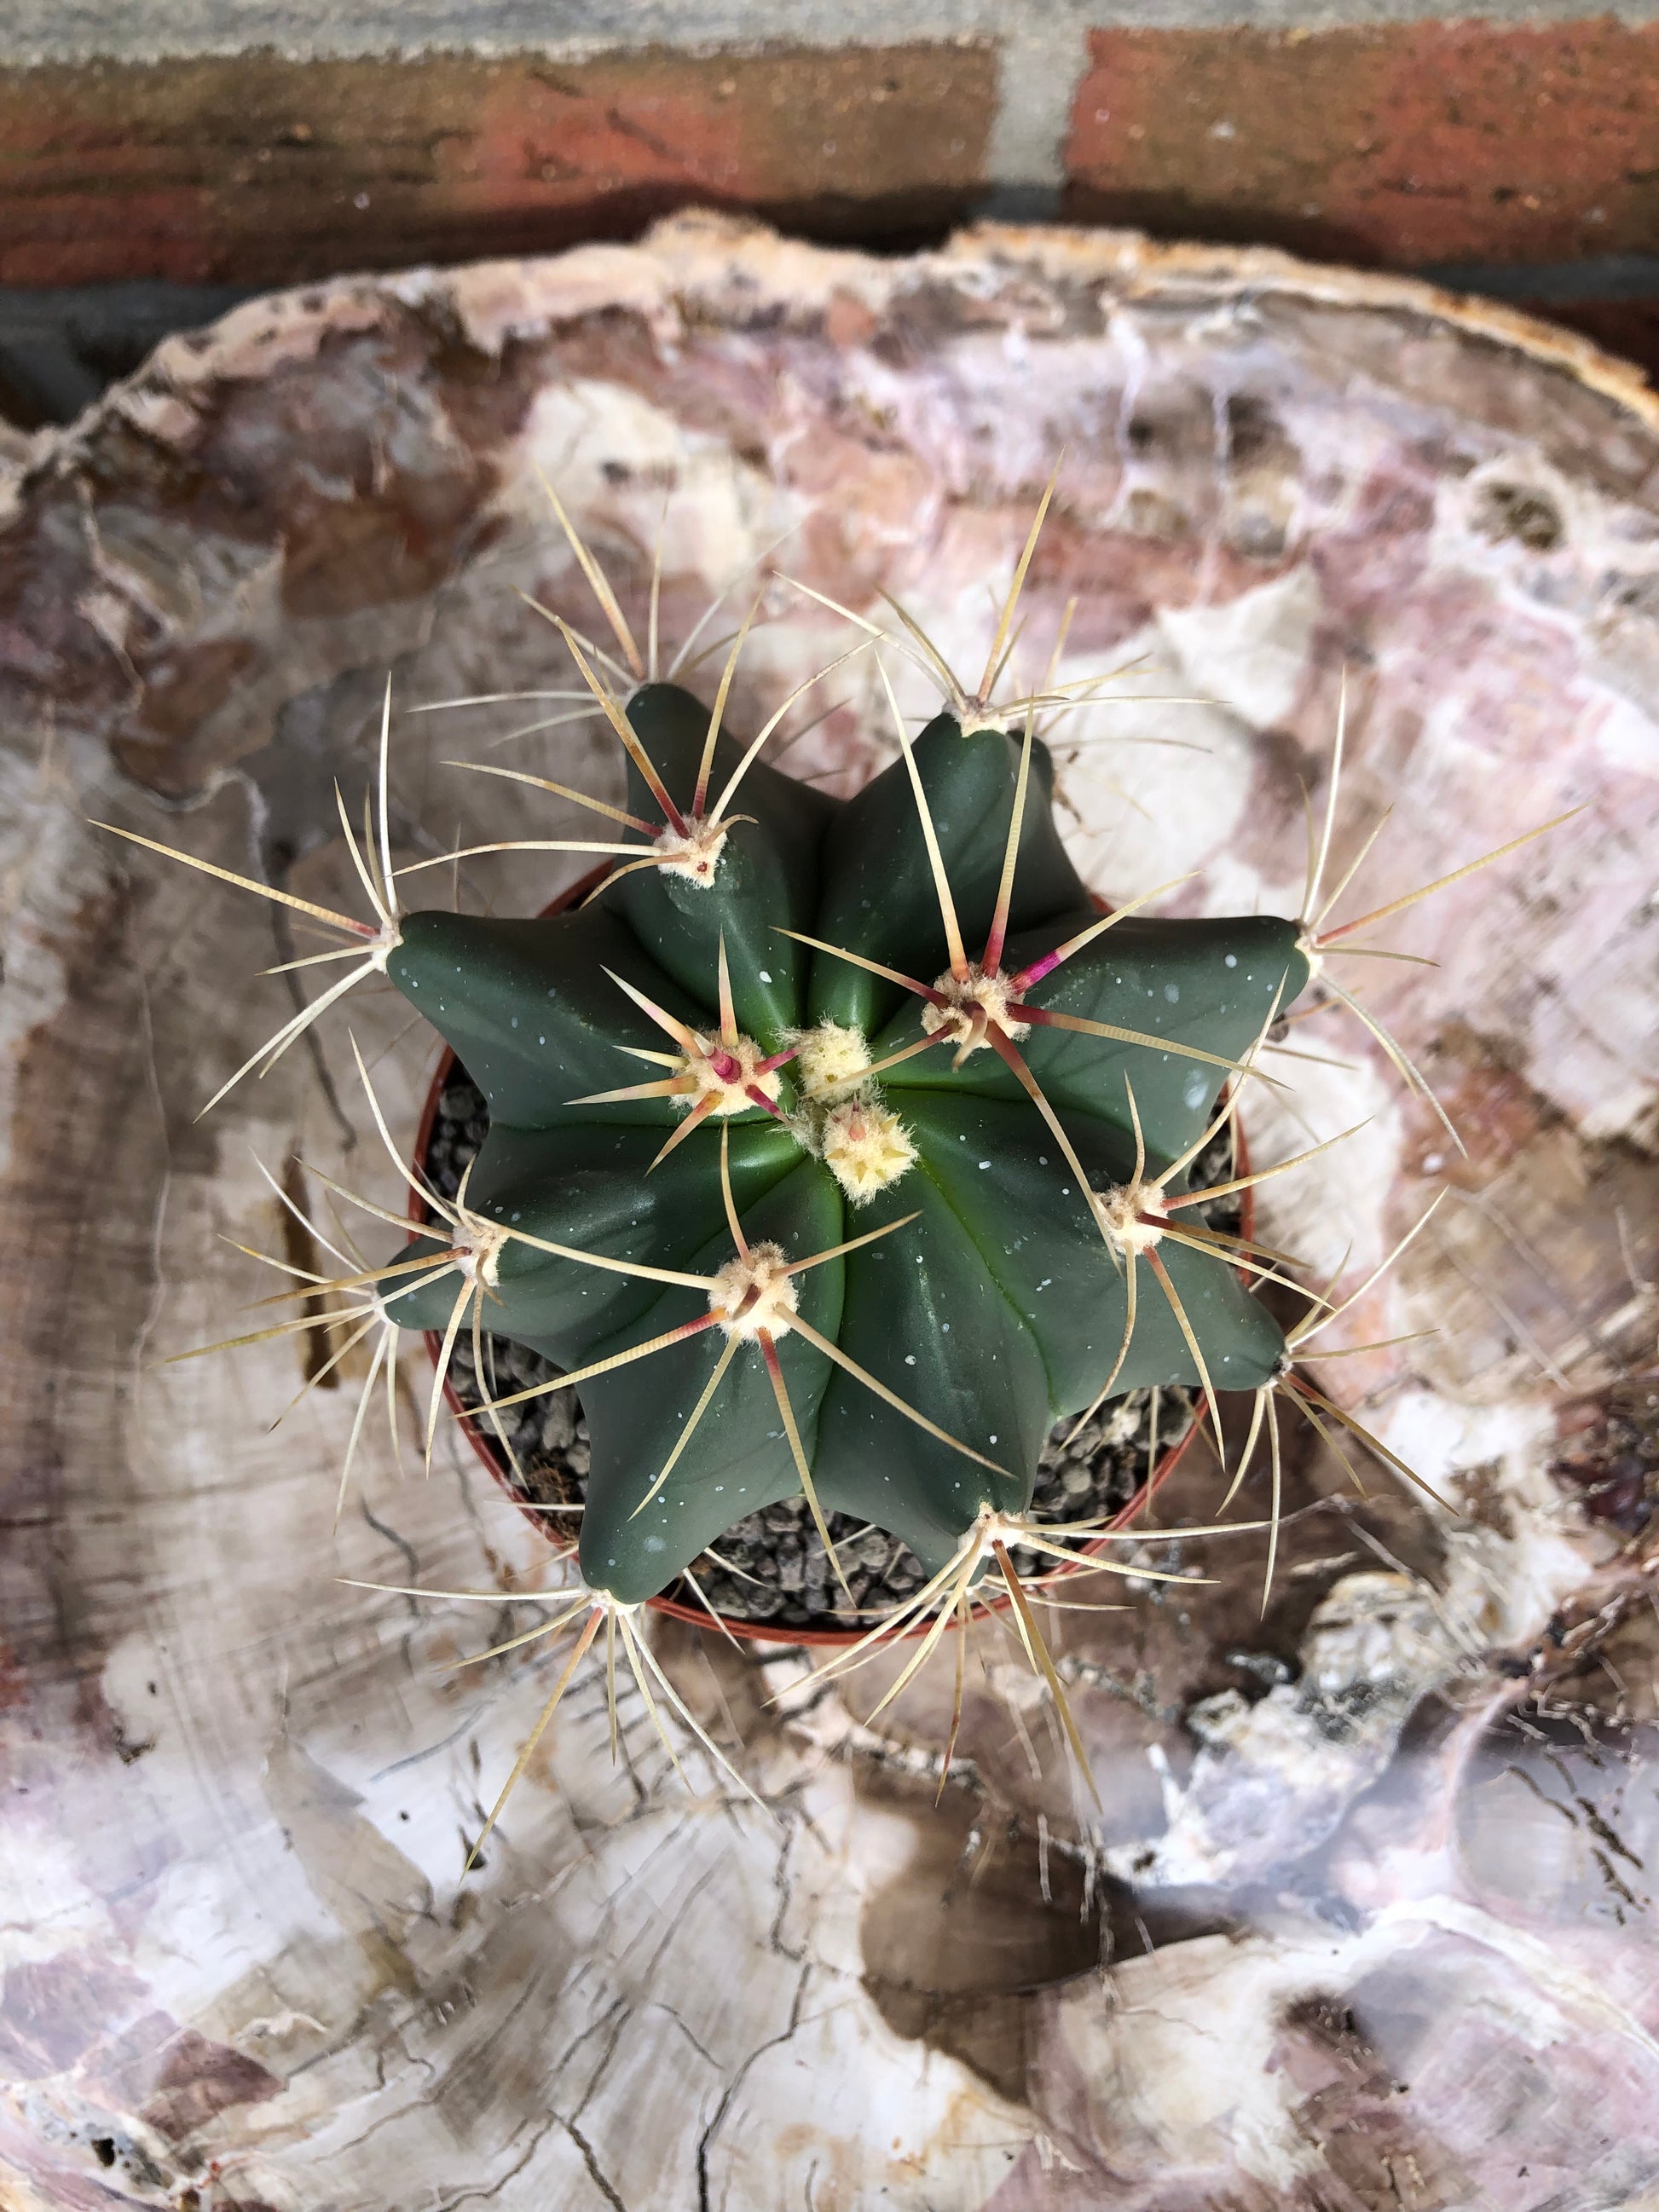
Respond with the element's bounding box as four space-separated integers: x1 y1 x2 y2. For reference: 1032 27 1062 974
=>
411 870 1251 1646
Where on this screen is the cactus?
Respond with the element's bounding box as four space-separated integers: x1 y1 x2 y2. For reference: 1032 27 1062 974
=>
100 482 1575 1836
378 669 1312 1611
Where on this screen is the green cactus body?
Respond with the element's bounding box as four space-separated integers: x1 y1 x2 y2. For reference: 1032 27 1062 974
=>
382 683 1308 1603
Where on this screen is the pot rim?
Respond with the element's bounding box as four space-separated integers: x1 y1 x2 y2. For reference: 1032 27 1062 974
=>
411 863 1253 1648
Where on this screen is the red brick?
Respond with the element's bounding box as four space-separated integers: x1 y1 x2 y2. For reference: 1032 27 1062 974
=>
0 45 994 287
1065 21 1659 268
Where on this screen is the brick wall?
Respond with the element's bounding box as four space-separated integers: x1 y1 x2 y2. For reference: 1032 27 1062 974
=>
3 11 1657 389
1065 21 1659 268
0 45 996 288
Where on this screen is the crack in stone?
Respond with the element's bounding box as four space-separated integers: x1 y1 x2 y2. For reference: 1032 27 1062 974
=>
767 1817 803 1966
696 1962 812 2212
564 2111 628 2212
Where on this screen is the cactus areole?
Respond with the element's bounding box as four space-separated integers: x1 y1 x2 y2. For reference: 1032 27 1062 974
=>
381 681 1308 1608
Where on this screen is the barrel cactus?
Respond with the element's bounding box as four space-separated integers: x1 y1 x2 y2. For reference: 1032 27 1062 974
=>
379 661 1309 1614
101 483 1571 1835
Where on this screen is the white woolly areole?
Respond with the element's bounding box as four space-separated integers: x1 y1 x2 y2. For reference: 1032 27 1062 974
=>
708 1241 800 1340
790 1020 872 1100
821 1097 916 1202
650 815 730 888
1095 1181 1167 1259
682 1032 783 1116
920 965 1032 1056
1294 928 1326 982
447 1204 509 1288
366 920 402 970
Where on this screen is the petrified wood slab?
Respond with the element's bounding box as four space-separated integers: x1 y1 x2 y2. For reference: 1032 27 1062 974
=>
2 213 1656 2211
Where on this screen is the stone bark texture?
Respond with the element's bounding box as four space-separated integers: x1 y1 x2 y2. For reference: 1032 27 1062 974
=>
1 214 1657 2210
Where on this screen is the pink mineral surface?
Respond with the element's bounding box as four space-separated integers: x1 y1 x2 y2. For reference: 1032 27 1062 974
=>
1 215 1656 2211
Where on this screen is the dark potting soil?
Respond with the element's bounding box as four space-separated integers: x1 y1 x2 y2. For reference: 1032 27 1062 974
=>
421 1068 1241 1632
